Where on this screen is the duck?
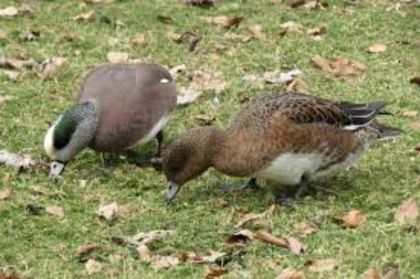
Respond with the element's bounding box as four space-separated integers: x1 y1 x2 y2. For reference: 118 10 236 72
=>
162 92 401 203
44 63 177 179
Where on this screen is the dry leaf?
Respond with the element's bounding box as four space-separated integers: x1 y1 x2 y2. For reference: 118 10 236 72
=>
177 87 202 105
0 188 11 200
107 52 129 63
167 31 183 42
184 0 216 6
307 259 338 272
150 255 180 269
0 56 36 70
363 268 382 279
170 32 202 52
97 202 119 220
280 21 303 33
368 43 387 53
115 230 176 247
0 273 22 279
85 259 103 275
254 230 288 248
190 70 227 93
410 121 420 131
205 266 228 278
284 236 307 255
73 11 94 21
0 95 13 104
276 268 305 279
338 210 367 228
46 206 64 218
402 111 418 118
249 24 265 40
295 223 318 236
291 0 325 9
137 244 151 262
0 6 18 18
235 204 276 228
226 229 255 246
130 34 147 46
76 243 101 259
410 76 420 87
2 70 20 81
307 25 326 36
207 16 242 28
38 57 66 80
0 29 7 42
0 150 35 170
311 55 366 77
395 198 418 224
263 69 302 84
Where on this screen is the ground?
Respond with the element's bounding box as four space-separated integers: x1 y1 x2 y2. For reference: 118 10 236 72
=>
0 0 419 278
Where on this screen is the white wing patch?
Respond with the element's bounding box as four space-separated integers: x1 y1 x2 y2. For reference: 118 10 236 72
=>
160 78 170 83
44 116 61 159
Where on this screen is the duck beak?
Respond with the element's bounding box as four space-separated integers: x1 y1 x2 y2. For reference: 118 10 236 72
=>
165 181 181 204
48 161 66 181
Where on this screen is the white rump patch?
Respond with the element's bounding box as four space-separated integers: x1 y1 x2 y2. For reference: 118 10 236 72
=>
160 78 170 83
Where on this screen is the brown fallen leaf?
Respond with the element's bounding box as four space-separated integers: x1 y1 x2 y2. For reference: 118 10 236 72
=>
0 29 7 42
38 57 66 80
167 31 183 42
150 255 180 269
0 55 36 70
410 76 420 87
2 70 21 81
263 69 302 84
402 111 418 118
280 21 303 34
170 32 202 52
190 70 227 94
107 52 129 63
122 230 176 246
337 210 367 228
137 244 152 262
235 204 276 228
410 121 420 131
0 95 13 104
0 150 35 170
276 268 305 279
207 16 242 28
76 243 101 259
383 266 400 279
0 188 11 200
205 266 228 278
368 43 387 53
284 236 307 255
249 24 265 40
184 0 216 6
311 55 366 77
46 206 64 218
97 202 119 220
0 273 22 279
295 223 318 236
254 230 288 248
307 259 338 272
73 11 94 21
363 268 381 279
395 198 418 224
85 259 103 275
130 33 147 46
226 229 255 246
0 6 18 18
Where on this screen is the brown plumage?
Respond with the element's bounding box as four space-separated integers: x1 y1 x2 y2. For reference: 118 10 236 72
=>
162 92 401 203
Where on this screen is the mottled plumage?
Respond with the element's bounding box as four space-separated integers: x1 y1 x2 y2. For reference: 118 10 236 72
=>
162 92 400 202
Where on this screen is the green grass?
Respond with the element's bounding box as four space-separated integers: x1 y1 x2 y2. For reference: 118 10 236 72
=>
1 0 419 278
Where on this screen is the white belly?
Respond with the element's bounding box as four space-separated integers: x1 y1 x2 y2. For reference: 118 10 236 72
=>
133 114 170 146
253 153 327 185
252 150 365 185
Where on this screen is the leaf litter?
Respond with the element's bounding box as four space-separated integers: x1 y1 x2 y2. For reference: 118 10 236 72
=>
306 259 338 272
0 188 12 201
85 259 103 275
38 57 67 80
0 150 36 170
335 209 367 228
96 202 119 220
46 206 65 218
76 243 101 259
395 198 418 224
235 204 276 228
311 55 367 77
276 268 305 279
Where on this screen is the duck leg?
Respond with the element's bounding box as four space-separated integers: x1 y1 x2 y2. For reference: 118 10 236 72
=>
275 174 311 204
150 130 164 171
220 178 261 192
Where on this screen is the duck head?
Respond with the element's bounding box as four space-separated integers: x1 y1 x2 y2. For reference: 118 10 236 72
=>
162 127 223 203
44 101 99 179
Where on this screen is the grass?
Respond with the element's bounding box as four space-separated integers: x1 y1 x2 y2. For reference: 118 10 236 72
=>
0 0 419 278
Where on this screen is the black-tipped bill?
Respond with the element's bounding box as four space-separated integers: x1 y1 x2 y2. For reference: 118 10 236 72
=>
165 181 181 204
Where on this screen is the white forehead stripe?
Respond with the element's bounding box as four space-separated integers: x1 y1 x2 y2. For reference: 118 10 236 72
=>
160 78 170 83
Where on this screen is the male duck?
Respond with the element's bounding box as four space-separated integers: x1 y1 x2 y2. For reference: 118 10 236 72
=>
44 63 177 179
162 92 400 203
